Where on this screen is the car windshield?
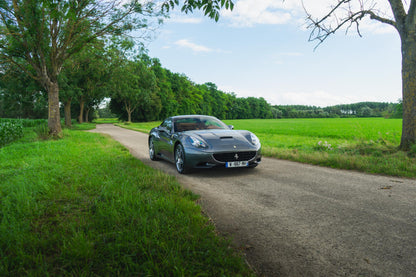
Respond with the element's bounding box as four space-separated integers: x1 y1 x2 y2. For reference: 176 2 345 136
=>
174 117 228 132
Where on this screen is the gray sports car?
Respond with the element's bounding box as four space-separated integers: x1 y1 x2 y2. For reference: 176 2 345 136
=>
148 115 262 173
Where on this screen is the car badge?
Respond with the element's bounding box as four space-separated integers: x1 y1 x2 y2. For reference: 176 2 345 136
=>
234 153 239 160
233 145 237 149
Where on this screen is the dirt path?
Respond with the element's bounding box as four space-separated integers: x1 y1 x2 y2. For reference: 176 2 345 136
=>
89 124 416 276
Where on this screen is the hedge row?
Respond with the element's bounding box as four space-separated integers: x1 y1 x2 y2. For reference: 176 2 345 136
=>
0 121 24 147
0 118 47 127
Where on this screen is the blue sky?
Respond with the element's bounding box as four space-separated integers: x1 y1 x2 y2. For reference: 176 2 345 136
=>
146 0 402 107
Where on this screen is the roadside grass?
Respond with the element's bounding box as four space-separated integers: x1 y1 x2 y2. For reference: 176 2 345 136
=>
0 128 253 276
68 122 96 131
119 118 415 178
94 118 120 124
115 121 158 133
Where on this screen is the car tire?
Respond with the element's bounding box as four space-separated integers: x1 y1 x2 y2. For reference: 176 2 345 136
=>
149 137 159 161
175 144 189 174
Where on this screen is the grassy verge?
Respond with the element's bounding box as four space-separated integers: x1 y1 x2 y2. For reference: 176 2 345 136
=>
116 118 416 178
115 121 157 133
0 128 253 276
94 118 120 124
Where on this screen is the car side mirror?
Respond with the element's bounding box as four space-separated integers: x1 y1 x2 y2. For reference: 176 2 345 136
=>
228 125 234 130
160 127 170 134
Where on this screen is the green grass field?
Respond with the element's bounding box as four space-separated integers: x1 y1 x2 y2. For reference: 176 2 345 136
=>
118 117 415 178
0 127 253 276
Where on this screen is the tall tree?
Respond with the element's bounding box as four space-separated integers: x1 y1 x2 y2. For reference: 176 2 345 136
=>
73 41 109 123
150 58 178 119
0 0 161 136
306 0 416 150
110 58 157 122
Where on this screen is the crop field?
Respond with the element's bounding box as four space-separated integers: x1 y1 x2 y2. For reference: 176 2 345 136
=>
120 117 415 178
224 117 401 150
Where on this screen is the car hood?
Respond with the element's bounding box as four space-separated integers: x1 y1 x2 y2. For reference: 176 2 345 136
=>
187 130 258 151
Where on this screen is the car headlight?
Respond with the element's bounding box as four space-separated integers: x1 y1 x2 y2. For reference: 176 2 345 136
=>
249 133 260 146
188 135 208 148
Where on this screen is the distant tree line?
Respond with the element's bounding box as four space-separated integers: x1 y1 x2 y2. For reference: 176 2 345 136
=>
273 101 402 119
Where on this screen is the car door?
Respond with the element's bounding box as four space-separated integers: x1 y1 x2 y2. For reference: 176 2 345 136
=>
158 118 174 161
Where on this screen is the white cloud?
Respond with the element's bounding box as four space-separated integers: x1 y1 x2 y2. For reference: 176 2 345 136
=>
359 17 396 34
280 52 303 57
174 39 213 53
270 52 303 65
167 15 203 24
222 0 297 27
174 39 230 54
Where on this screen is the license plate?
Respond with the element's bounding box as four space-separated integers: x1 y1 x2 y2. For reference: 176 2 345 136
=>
226 161 248 168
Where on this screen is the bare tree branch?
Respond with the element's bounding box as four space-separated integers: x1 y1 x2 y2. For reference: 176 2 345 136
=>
304 0 398 47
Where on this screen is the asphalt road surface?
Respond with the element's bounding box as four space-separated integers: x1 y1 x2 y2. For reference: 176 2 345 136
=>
89 124 416 277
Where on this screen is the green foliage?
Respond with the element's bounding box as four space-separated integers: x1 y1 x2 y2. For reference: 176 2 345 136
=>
161 0 234 22
0 118 57 145
110 57 158 122
408 144 416 158
391 99 403 118
0 118 47 127
0 121 23 147
0 64 48 119
0 129 253 276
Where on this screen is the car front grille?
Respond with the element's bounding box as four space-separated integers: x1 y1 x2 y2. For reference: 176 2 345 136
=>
213 151 257 162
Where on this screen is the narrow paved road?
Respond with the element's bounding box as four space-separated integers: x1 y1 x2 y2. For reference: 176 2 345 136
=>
89 124 416 276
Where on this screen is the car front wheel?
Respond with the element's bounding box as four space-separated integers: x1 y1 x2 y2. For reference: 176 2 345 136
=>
149 138 159 161
175 144 188 174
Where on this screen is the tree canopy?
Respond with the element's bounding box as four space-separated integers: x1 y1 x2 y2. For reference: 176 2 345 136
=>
108 56 274 122
0 0 233 137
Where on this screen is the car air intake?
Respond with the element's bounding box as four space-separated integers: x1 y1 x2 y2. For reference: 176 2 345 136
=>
220 136 233 139
213 151 257 162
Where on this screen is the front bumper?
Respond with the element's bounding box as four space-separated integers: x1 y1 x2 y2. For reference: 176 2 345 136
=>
184 147 262 169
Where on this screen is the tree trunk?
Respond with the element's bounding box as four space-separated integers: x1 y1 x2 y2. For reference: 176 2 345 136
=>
78 96 85 123
47 81 62 137
125 101 132 122
64 98 72 127
85 108 90 123
400 33 416 150
127 109 132 123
